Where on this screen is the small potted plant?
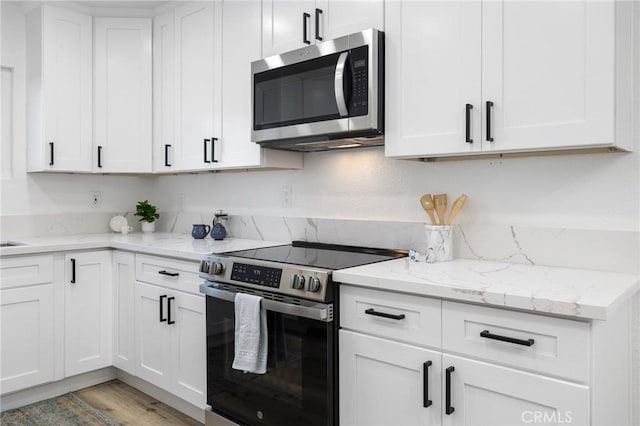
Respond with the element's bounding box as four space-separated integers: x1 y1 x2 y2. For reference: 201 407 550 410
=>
135 200 160 233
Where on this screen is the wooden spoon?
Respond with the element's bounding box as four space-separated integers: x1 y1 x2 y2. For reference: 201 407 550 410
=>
419 194 437 225
433 194 448 226
446 194 468 225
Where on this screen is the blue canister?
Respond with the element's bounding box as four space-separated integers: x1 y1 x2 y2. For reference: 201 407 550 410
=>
192 224 210 239
210 210 229 240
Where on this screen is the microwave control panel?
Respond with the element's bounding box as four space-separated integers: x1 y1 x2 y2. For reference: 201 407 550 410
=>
349 46 369 117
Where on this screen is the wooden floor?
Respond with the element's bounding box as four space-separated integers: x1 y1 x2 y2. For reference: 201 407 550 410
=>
74 380 201 426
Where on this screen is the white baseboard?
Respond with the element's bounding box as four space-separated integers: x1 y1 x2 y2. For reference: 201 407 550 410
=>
115 370 206 424
0 367 117 412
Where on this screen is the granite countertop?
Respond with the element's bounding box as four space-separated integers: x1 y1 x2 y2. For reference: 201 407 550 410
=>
333 258 640 321
3 233 638 320
0 233 283 261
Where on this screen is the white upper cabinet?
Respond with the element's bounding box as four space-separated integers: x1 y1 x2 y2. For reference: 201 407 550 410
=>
262 0 383 58
173 2 218 171
27 5 93 172
154 1 302 172
94 18 152 173
481 1 614 153
152 10 175 172
385 0 633 159
385 1 482 158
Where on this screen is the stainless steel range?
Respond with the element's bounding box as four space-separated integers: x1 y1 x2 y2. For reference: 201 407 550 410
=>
199 241 406 426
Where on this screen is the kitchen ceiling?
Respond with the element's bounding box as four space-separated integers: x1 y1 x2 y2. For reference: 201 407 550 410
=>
75 1 169 8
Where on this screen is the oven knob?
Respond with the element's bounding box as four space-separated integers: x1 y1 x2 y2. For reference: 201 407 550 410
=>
290 274 305 290
307 276 321 292
210 262 224 275
199 260 208 273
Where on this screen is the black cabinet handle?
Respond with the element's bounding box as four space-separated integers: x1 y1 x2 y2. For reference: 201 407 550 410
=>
465 104 473 143
97 146 103 168
164 144 171 167
159 294 167 322
70 258 76 284
167 296 175 324
486 101 494 142
423 360 432 408
364 308 405 320
303 13 311 44
158 270 179 277
315 8 323 41
49 142 54 166
480 330 535 346
211 137 219 163
204 138 211 163
445 366 455 415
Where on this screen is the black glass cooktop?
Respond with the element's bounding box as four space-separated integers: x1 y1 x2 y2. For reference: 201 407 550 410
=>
220 241 407 270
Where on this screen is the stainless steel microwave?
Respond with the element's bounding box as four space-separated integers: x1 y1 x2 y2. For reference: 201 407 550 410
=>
251 29 384 151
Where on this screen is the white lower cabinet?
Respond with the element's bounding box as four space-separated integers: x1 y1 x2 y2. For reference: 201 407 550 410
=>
442 355 588 426
134 254 206 408
340 330 441 426
112 251 136 375
0 255 57 393
338 285 621 426
64 251 112 377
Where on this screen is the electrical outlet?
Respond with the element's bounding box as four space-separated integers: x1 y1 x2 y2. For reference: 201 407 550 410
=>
90 191 102 208
282 185 292 208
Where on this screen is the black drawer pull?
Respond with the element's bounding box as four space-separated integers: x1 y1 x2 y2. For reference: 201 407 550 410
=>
204 138 211 163
97 146 103 168
480 330 534 346
423 360 432 408
315 8 323 41
70 258 76 284
302 12 311 44
159 294 167 322
164 144 171 167
158 270 179 277
364 308 405 320
211 137 219 163
167 296 175 324
465 104 473 143
486 101 494 142
445 366 455 415
49 142 54 166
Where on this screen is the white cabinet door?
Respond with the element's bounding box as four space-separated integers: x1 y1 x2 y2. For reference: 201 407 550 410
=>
112 251 135 375
174 2 218 171
135 281 172 389
316 0 383 42
153 10 175 172
385 0 482 158
0 284 55 394
262 0 314 57
215 0 262 168
171 291 206 407
64 251 112 377
27 5 92 172
481 1 614 153
442 354 589 426
94 18 152 173
340 330 441 426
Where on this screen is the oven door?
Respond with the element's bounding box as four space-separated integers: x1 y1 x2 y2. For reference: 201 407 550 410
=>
201 284 336 426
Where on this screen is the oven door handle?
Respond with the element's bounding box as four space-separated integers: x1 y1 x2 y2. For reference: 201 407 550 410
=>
334 51 349 117
200 284 333 323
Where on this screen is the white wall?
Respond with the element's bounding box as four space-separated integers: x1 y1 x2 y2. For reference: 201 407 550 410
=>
0 2 153 221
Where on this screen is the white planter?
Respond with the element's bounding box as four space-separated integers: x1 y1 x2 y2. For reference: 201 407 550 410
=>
141 222 155 233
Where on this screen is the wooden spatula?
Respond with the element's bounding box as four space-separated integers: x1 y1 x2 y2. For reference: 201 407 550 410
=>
433 194 448 226
446 194 468 225
419 194 437 225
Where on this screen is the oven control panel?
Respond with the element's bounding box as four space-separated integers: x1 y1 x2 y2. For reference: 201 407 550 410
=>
199 255 331 302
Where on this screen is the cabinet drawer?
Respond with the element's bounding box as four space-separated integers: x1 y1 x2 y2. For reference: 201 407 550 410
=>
135 254 201 294
0 255 54 289
340 285 441 348
442 301 590 382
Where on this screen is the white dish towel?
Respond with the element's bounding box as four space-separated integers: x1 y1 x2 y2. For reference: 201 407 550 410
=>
232 293 268 374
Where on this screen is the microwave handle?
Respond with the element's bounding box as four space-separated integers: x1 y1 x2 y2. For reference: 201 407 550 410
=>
334 52 349 117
